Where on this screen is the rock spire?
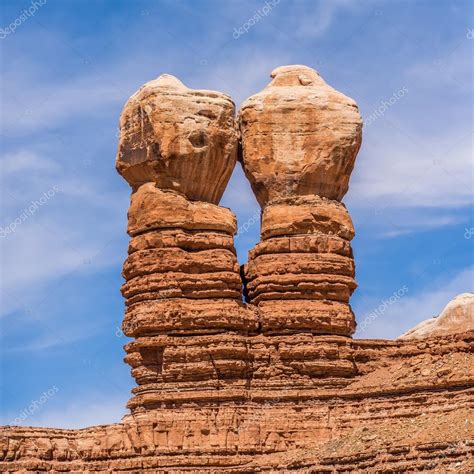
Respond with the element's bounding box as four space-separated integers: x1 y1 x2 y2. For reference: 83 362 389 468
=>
240 65 362 335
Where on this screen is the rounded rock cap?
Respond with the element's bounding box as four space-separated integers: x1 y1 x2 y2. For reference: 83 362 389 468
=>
146 73 187 89
239 64 363 206
269 64 326 87
116 73 238 203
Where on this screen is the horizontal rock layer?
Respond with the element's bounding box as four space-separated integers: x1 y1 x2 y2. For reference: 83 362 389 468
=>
3 333 473 472
261 196 355 240
244 195 357 336
123 299 257 336
128 184 237 236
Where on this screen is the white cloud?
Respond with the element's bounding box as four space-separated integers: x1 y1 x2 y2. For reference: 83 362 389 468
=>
355 266 474 339
0 148 127 318
406 41 473 94
1 150 59 175
1 74 126 135
377 213 467 238
2 328 97 353
348 114 473 211
294 0 364 39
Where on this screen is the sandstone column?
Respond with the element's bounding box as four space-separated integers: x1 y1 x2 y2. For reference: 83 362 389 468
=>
117 75 257 411
240 65 362 336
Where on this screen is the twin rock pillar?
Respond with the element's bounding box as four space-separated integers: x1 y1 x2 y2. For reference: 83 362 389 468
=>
116 66 362 412
117 75 256 411
241 65 362 336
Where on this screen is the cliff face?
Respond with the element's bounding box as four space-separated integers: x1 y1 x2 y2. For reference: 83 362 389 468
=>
1 66 473 473
2 334 473 472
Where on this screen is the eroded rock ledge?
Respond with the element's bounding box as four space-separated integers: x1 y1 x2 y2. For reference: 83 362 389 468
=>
2 334 473 472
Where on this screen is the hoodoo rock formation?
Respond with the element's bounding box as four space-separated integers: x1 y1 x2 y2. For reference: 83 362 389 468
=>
241 65 361 336
117 77 257 411
1 67 473 473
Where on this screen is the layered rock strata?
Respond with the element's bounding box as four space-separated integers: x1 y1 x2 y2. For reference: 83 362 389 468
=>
2 67 472 473
2 332 473 472
122 191 258 411
240 65 362 336
122 184 255 336
117 76 257 412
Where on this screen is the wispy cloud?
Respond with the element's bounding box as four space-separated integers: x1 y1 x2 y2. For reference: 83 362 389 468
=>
0 148 127 318
376 213 468 239
294 0 365 39
1 150 59 175
354 266 474 339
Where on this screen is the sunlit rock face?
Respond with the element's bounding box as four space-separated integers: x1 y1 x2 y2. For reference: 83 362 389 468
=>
116 74 238 204
240 66 361 336
399 293 474 339
116 74 256 412
239 64 362 207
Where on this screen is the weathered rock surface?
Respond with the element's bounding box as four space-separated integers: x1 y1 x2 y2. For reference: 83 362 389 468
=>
121 181 257 408
2 67 472 474
399 293 474 340
127 183 237 236
239 64 362 207
241 66 360 336
261 196 355 240
2 333 473 472
117 74 238 203
116 77 256 413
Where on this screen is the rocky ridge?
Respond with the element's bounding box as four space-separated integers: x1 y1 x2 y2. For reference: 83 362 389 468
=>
399 293 474 340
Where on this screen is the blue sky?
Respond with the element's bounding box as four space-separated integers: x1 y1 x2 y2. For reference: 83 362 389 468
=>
0 0 472 428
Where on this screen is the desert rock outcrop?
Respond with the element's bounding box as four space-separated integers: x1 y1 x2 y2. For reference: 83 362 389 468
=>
1 67 473 474
117 77 257 411
241 65 362 336
399 292 474 340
